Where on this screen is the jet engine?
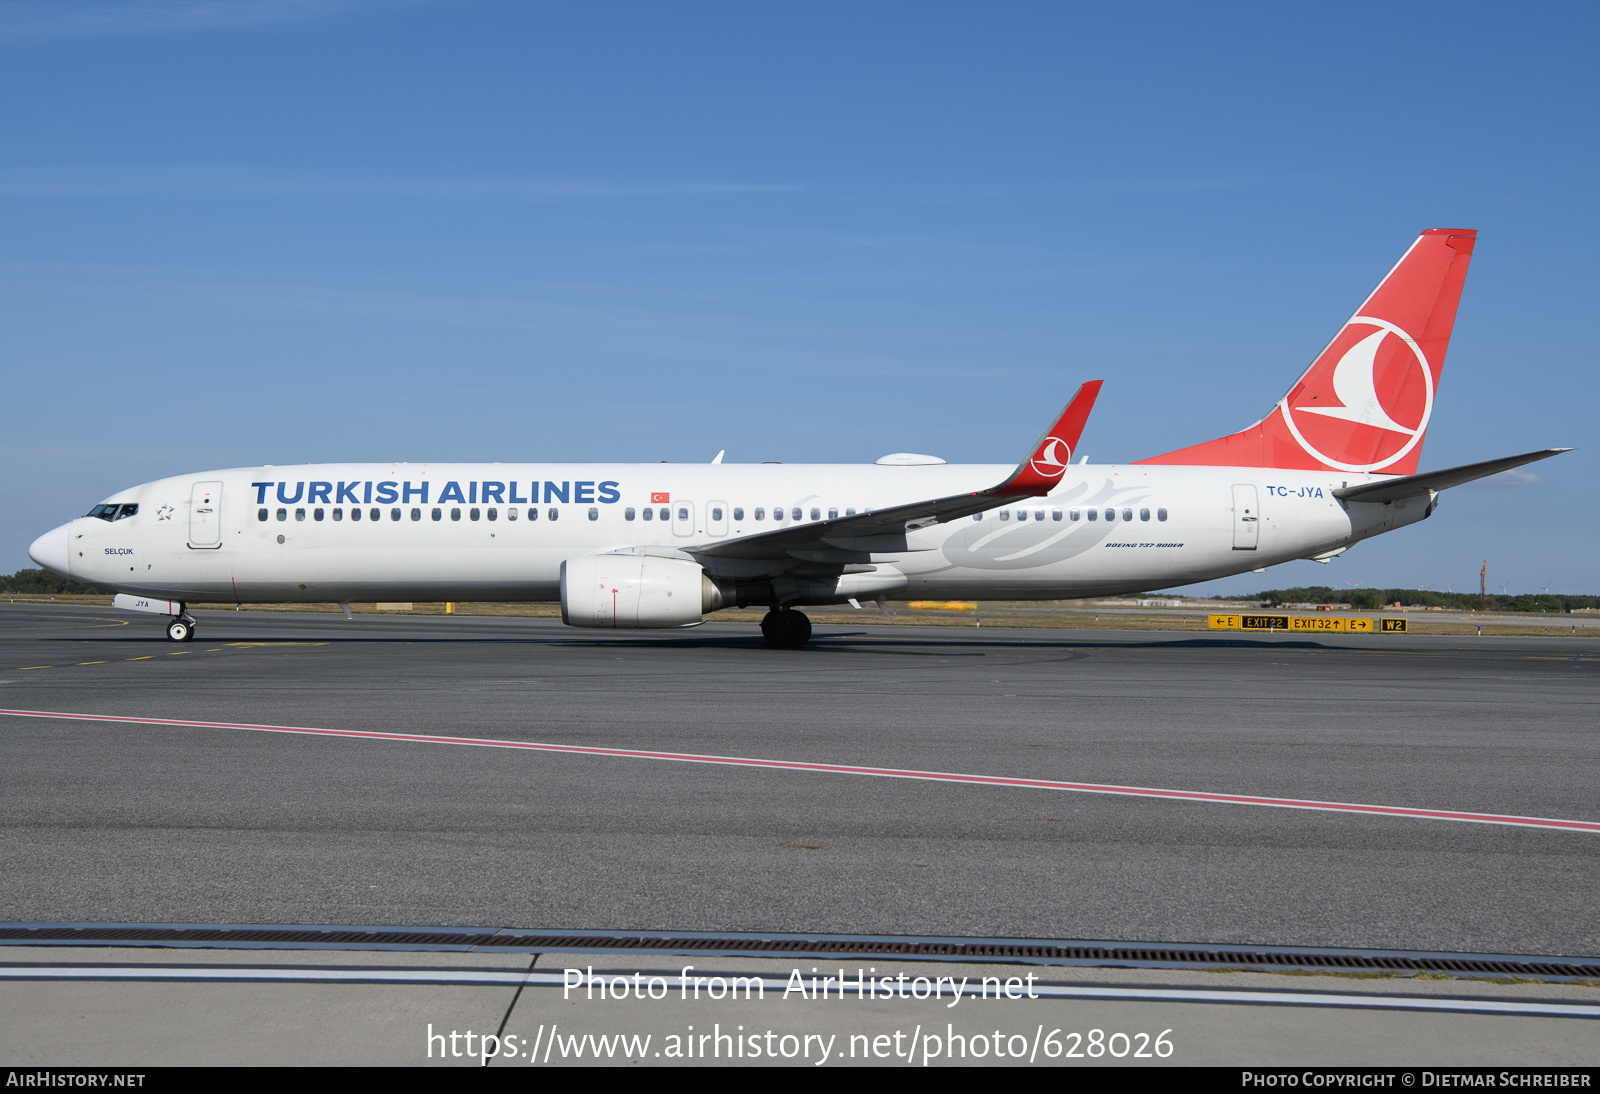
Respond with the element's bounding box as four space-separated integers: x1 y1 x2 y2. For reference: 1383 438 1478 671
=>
560 552 725 628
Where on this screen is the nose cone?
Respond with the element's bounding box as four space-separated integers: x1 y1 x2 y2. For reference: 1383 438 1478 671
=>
28 523 72 577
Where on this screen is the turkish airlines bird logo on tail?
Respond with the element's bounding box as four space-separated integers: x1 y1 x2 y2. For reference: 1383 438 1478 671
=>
1281 316 1433 472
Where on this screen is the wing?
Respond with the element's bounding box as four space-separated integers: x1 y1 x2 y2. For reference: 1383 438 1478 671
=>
692 381 1103 561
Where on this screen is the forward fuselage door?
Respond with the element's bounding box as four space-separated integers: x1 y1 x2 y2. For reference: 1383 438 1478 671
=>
672 501 695 537
1231 483 1259 551
188 481 223 549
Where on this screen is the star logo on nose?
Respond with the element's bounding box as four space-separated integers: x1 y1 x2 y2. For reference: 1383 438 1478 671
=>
156 505 174 521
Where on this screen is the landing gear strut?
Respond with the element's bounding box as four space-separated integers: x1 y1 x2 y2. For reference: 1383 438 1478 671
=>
763 609 812 649
166 616 196 643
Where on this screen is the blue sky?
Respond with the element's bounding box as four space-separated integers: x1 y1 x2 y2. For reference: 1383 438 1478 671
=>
3 1 1595 595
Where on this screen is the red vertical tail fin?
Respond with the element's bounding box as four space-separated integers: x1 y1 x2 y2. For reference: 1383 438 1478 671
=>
1139 229 1476 475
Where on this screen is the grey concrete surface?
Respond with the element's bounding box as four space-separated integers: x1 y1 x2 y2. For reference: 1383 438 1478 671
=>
2 948 1595 1066
1 604 1597 954
0 947 526 1066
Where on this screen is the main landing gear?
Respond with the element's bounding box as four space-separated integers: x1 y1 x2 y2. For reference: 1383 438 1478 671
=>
760 608 812 649
166 615 196 643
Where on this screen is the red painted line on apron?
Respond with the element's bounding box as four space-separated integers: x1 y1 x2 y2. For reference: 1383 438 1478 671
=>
3 707 1596 833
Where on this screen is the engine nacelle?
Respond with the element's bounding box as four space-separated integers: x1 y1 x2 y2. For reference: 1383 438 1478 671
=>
560 552 724 629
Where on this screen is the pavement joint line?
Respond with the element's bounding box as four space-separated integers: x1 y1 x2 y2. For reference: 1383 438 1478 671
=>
0 966 1595 1018
3 644 329 674
1 707 1596 834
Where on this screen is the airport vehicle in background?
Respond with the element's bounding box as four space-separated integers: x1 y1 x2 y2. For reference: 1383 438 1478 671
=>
28 229 1567 647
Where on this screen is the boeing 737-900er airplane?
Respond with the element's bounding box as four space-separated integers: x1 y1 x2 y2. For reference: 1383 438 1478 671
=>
27 229 1569 648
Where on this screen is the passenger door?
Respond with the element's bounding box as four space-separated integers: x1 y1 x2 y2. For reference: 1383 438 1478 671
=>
1231 484 1259 551
188 481 223 549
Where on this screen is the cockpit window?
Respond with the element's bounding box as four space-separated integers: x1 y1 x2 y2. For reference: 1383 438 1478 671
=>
117 503 138 520
87 504 119 521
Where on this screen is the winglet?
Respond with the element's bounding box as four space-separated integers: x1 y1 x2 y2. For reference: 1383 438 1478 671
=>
989 380 1103 498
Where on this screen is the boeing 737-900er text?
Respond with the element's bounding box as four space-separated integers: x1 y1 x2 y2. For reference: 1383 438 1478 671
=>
27 229 1569 647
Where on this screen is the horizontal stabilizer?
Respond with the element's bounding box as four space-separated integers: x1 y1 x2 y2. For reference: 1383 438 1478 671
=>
1332 448 1571 503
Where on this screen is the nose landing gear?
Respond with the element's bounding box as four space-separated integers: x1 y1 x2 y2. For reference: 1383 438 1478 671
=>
166 616 196 642
762 608 812 649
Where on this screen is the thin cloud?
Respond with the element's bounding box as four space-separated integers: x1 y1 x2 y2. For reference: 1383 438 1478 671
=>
1084 172 1321 195
0 165 809 199
1468 468 1550 488
0 0 421 43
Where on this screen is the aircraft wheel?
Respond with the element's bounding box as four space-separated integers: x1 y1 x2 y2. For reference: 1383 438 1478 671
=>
759 610 778 641
766 609 812 649
166 619 193 643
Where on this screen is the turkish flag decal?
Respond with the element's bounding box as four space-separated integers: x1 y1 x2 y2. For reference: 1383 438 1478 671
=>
651 492 670 504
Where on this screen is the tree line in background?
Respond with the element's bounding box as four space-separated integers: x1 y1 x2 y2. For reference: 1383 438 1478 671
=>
4 568 1596 613
1238 585 1599 613
3 569 105 595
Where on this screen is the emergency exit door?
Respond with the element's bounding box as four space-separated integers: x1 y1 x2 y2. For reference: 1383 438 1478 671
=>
188 481 223 548
1231 484 1259 550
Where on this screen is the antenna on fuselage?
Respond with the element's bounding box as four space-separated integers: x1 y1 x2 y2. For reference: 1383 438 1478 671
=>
711 450 725 464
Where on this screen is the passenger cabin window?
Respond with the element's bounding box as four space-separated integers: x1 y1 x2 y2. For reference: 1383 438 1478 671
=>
1140 508 1150 521
792 508 802 521
451 508 461 521
1070 508 1079 521
827 508 838 519
351 508 361 522
846 508 856 516
296 508 306 521
774 508 784 521
642 507 652 521
658 508 668 521
333 508 343 521
258 508 268 522
470 508 480 521
1122 508 1133 522
810 508 820 521
528 508 538 521
277 508 288 521
1157 508 1168 521
711 507 723 521
487 508 497 521
1104 508 1115 521
732 507 743 521
588 507 598 521
314 508 324 521
1016 509 1027 521
507 507 517 521
1000 510 1010 520
432 508 442 521
390 508 402 521
548 508 559 521
973 513 983 521
1086 509 1097 521
369 508 380 521
625 508 636 520
412 508 422 521
677 507 688 522
1052 509 1062 521
1035 509 1045 521
754 508 765 520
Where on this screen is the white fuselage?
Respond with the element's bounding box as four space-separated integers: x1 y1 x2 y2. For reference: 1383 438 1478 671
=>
44 461 1428 605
